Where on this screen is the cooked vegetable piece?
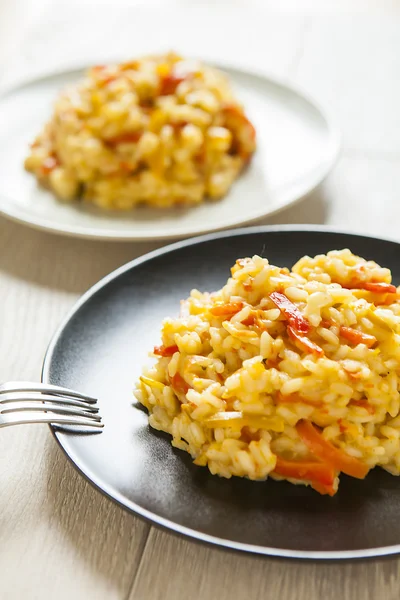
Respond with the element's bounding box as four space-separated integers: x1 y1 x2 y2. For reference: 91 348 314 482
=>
296 420 369 479
287 326 324 357
269 292 310 333
170 373 190 395
274 457 336 490
154 344 179 357
210 302 244 317
340 327 377 348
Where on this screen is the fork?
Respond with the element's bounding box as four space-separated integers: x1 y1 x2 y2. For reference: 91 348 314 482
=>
0 381 103 430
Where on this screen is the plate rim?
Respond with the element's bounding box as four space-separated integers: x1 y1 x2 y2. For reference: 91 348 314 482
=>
42 224 400 560
0 63 341 241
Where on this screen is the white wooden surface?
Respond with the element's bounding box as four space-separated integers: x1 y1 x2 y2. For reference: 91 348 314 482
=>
1 2 400 598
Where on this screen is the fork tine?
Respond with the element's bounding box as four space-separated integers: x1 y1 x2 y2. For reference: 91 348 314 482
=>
0 412 104 429
0 392 99 412
0 401 102 420
0 382 97 403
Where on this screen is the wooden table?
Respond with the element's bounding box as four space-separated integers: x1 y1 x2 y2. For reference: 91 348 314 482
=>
1 2 400 598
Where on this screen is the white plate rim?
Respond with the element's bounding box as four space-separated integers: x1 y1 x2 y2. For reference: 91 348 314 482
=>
0 61 341 242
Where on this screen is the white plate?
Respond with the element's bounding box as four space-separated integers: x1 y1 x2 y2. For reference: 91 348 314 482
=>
0 64 340 241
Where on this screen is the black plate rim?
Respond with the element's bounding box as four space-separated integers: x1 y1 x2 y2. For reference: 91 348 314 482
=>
42 224 400 560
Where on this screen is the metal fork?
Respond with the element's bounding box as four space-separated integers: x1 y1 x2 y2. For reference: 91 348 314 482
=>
0 381 103 430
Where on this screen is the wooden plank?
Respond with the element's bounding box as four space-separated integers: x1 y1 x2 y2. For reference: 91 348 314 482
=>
0 216 152 600
130 528 400 600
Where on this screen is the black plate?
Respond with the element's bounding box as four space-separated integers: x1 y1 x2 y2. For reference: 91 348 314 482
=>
42 226 400 560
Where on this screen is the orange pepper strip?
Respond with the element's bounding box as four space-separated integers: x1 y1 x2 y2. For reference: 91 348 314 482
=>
210 302 244 317
106 132 142 146
269 292 310 334
287 326 324 357
153 344 179 357
349 400 375 415
276 392 322 408
340 326 377 348
311 481 337 496
296 420 369 479
274 457 336 491
342 280 397 294
364 282 397 294
170 373 190 395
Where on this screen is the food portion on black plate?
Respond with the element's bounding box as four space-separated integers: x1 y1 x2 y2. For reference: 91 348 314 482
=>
43 228 400 558
136 248 400 496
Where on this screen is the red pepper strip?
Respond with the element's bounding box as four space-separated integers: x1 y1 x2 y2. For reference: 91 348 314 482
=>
276 392 322 408
170 373 190 395
340 326 377 348
222 105 256 148
265 359 280 369
221 104 256 162
296 420 369 479
269 292 310 334
320 320 332 329
274 457 336 491
159 73 186 95
222 105 256 138
210 302 244 317
287 326 324 357
349 400 375 415
153 344 179 357
106 132 142 146
363 282 397 294
242 314 256 326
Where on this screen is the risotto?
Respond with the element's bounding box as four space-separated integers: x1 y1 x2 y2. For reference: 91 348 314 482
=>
24 53 256 209
135 249 400 496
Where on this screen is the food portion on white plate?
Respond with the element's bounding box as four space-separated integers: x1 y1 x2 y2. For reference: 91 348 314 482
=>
24 53 256 210
0 59 339 239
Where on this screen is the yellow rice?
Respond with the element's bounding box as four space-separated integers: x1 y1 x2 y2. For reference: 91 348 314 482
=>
24 52 256 209
135 249 400 495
